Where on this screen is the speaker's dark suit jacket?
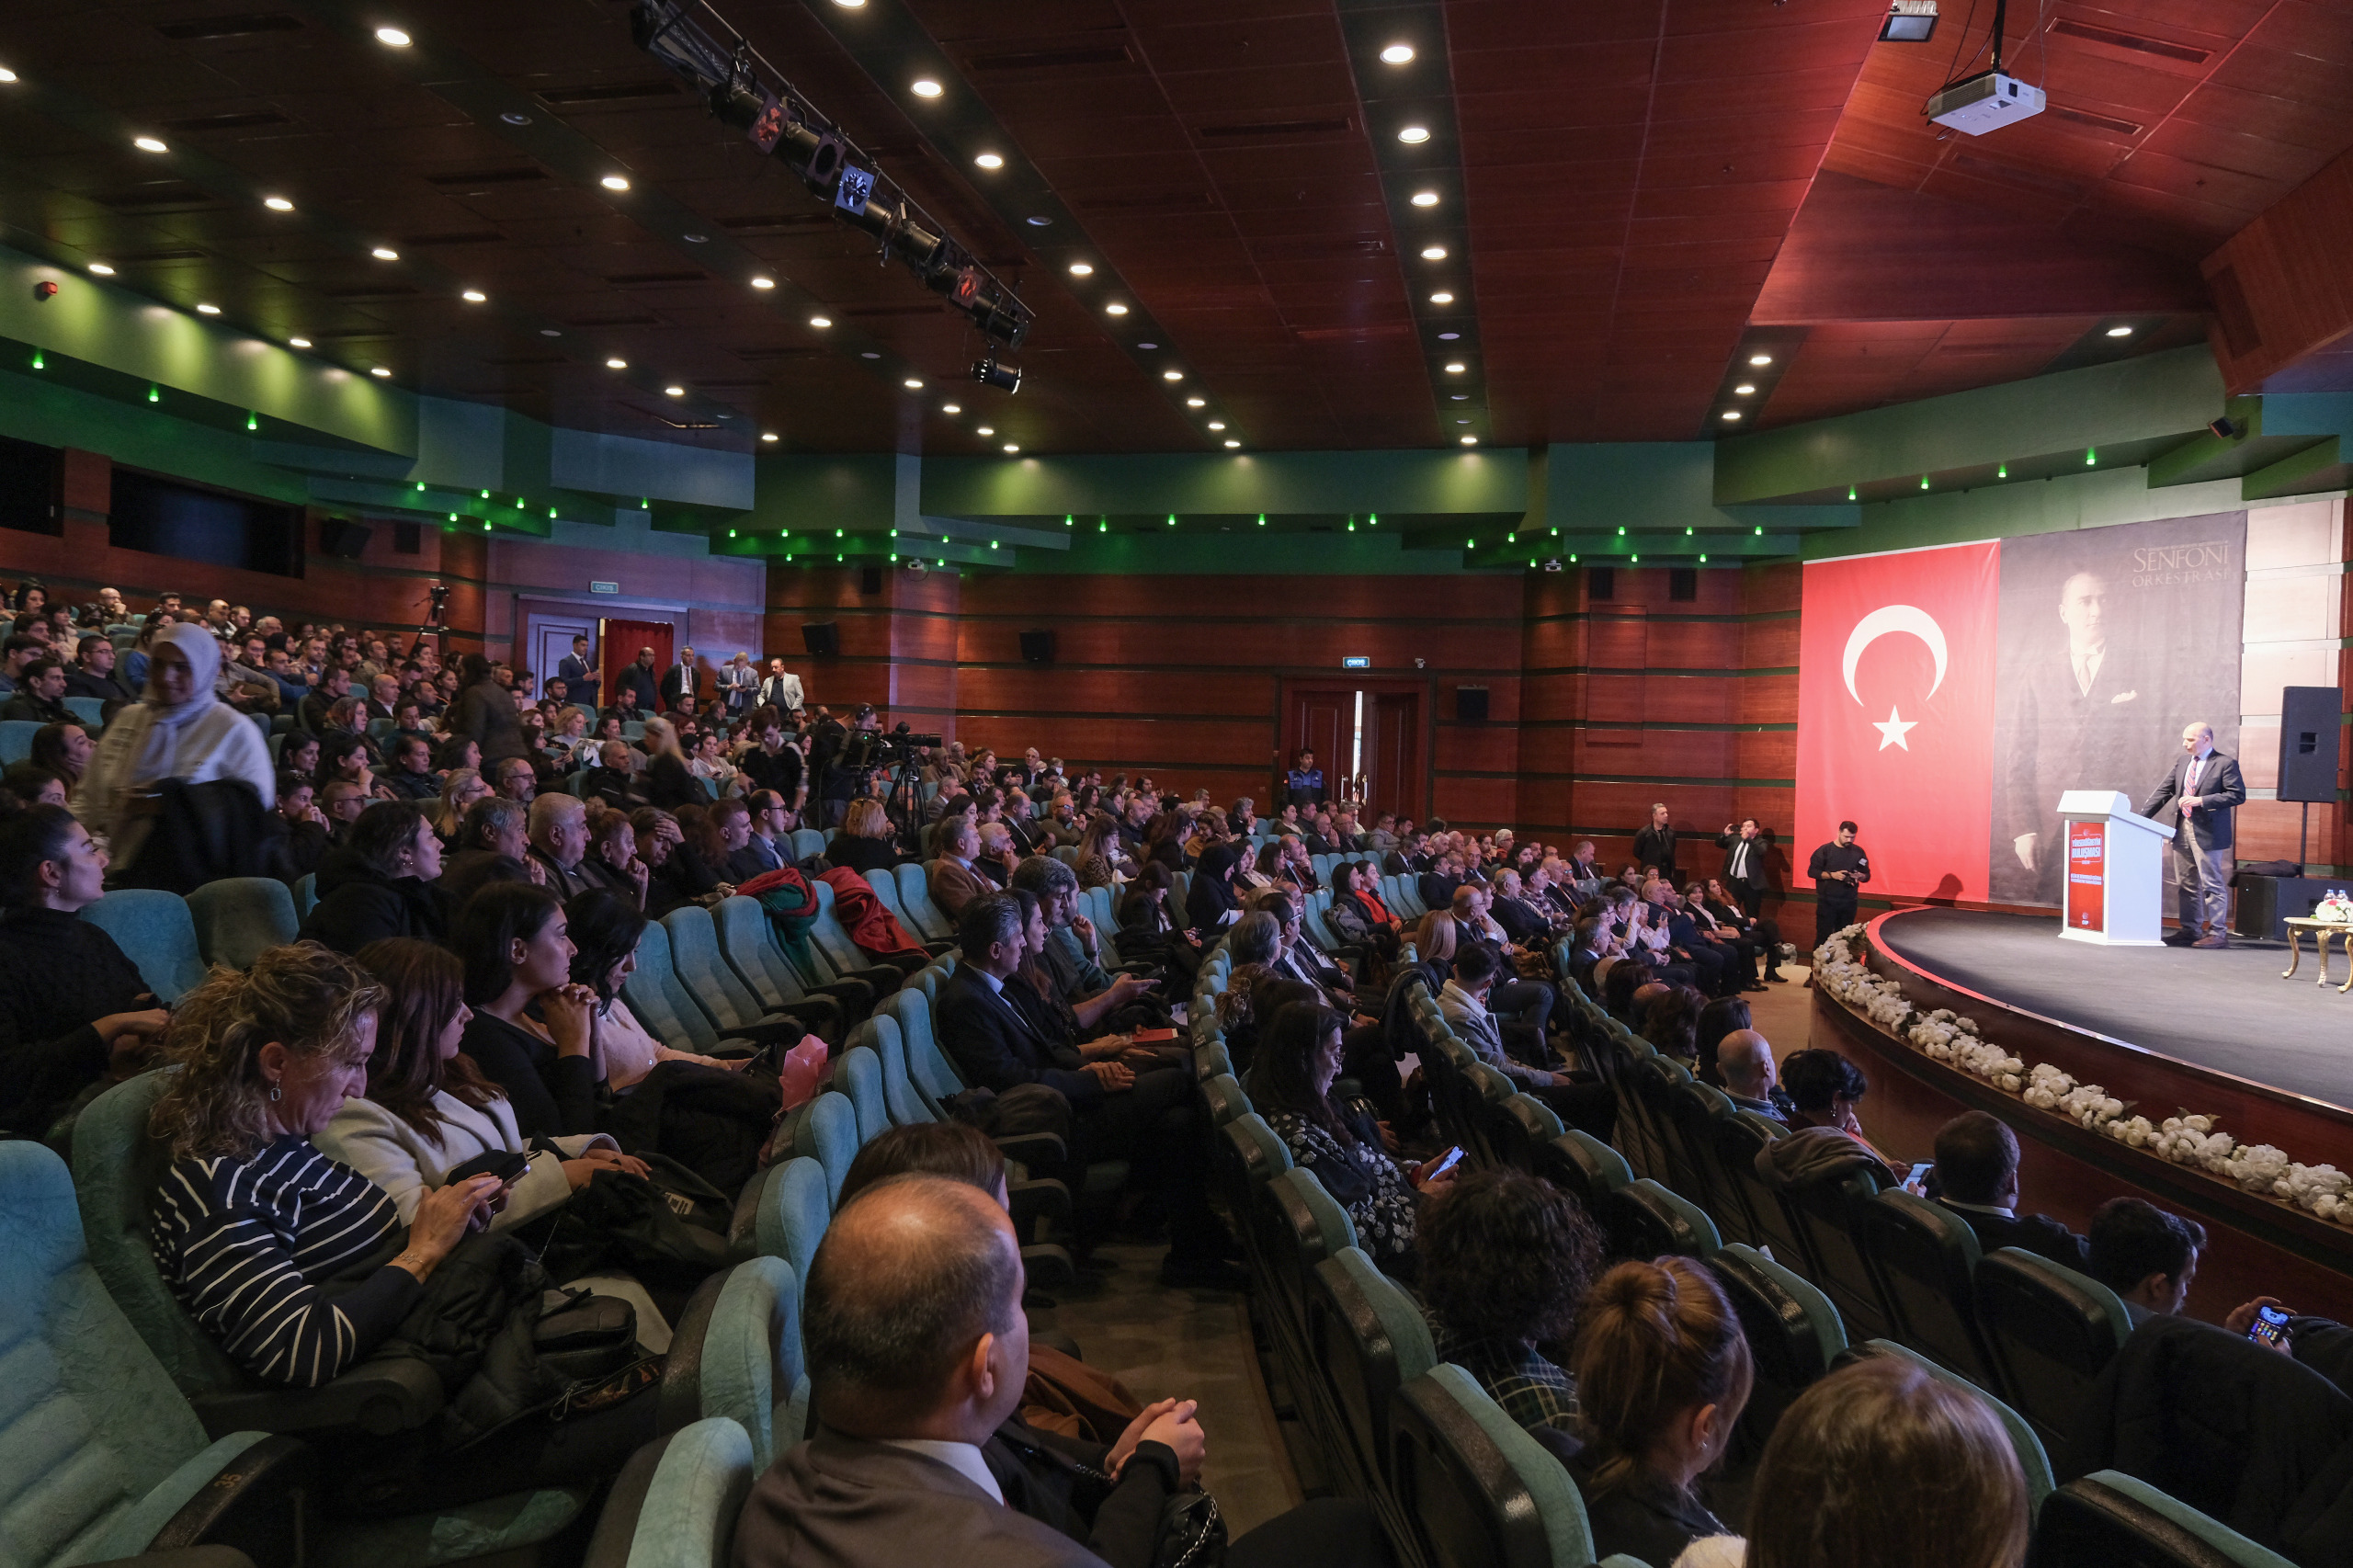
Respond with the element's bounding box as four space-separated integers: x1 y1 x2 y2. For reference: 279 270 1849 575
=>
2141 748 2246 853
935 962 1101 1108
1937 1198 2090 1271
733 1422 1181 1568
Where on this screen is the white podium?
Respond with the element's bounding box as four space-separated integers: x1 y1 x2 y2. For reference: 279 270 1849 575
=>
2056 790 2174 946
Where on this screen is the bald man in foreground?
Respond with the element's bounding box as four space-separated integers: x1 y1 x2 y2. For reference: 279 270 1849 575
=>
733 1176 1390 1568
1717 1028 1790 1122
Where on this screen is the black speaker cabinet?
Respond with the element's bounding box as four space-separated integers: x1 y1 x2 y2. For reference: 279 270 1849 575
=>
2234 873 2330 941
1456 685 1489 722
2277 686 2342 804
801 621 840 656
1019 630 1057 664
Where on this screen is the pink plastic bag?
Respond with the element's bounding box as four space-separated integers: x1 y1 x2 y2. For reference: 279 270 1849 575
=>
777 1034 829 1114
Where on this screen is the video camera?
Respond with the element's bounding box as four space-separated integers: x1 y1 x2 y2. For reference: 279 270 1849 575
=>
838 725 942 773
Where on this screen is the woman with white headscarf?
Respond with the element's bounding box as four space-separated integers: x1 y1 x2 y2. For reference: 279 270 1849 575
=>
75 621 274 859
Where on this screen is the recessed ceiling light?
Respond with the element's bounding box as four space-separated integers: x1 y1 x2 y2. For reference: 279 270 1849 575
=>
1003 443 1019 453
1162 369 1183 381
1186 397 1205 408
1026 215 1051 226
1748 353 1772 366
859 351 879 358
810 315 832 328
288 335 310 347
540 327 561 336
263 195 293 211
1460 435 1477 445
942 403 961 414
1397 125 1431 143
664 385 685 397
1223 439 1241 449
1444 362 1465 373
973 153 1004 170
1451 393 1468 400
1438 331 1459 340
683 233 707 243
1208 420 1225 430
1068 262 1094 277
371 246 399 261
904 379 924 389
1105 303 1128 315
977 426 995 436
1381 43 1415 63
370 366 392 377
749 276 775 290
600 175 631 191
760 431 779 442
0 67 17 84
2106 324 2134 337
461 289 486 302
831 0 864 7
607 358 628 369
1421 245 1447 260
195 302 220 314
500 110 530 125
1429 291 1454 304
1733 382 1755 394
87 262 115 276
1410 190 1439 207
911 78 942 97
373 26 412 47
1722 409 1742 421
133 135 168 153
1137 341 1158 349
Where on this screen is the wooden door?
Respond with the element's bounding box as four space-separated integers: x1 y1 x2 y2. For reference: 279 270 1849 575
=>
529 613 597 702
1286 687 1350 799
599 618 673 703
1364 691 1424 821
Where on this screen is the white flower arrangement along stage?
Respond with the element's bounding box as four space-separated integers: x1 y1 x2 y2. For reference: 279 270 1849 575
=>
1810 925 2353 1227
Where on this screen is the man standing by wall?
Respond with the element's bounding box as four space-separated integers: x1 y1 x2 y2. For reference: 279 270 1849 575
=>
556 632 598 710
1633 801 1678 882
2142 720 2245 949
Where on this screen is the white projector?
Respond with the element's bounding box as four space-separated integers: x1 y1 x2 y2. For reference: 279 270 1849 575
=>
1926 70 2046 134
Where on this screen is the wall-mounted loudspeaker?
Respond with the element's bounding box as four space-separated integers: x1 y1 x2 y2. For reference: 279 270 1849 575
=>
859 566 882 595
1019 630 1057 665
318 517 372 559
2277 686 2342 804
801 621 840 656
1456 685 1489 722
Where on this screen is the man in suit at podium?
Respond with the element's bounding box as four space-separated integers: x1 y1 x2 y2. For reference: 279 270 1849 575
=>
2141 720 2245 949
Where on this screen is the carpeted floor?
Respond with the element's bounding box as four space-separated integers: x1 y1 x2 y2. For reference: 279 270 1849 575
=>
1874 909 2353 1109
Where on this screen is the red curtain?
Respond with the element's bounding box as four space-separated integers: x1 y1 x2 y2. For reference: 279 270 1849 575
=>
599 619 673 699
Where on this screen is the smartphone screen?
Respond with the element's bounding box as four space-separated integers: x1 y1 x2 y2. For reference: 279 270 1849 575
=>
2251 1305 2292 1348
1431 1145 1466 1178
1905 1162 1934 1189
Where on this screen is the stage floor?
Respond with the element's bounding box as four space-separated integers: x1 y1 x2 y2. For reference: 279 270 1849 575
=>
1873 910 2353 1113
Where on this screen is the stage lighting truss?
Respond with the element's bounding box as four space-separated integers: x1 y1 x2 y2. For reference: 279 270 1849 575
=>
631 0 1032 349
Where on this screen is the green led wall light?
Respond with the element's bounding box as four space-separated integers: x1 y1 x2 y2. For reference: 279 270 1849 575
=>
146 384 160 403
1847 484 1857 501
30 351 44 370
1166 513 1176 527
245 412 258 431
1919 474 1930 489
2085 447 2097 465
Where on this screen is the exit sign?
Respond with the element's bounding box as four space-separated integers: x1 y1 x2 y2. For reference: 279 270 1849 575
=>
1342 655 1370 669
590 581 620 595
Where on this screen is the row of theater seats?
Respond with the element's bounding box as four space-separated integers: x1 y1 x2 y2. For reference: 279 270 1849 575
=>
1181 937 2299 1568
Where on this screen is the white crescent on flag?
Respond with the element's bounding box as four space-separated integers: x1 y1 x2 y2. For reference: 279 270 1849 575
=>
1842 604 1949 706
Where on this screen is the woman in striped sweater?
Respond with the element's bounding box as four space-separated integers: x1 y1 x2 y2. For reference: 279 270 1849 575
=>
147 943 500 1390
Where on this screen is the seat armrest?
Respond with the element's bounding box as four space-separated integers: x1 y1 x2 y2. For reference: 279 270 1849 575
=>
657 1269 731 1435
85 1551 257 1568
144 1433 316 1568
188 1355 444 1439
993 1131 1068 1168
1007 1174 1072 1233
581 1432 676 1568
1020 1243 1074 1290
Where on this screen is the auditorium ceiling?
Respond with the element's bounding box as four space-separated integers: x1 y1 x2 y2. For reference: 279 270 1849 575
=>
0 0 2348 455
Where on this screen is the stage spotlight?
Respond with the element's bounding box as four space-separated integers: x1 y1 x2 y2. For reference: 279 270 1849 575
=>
1879 0 1938 40
972 357 1022 393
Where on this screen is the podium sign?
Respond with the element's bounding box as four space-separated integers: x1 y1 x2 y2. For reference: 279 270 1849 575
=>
2066 821 2106 932
2056 789 2171 947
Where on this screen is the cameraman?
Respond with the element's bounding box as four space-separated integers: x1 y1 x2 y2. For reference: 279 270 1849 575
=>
813 704 879 828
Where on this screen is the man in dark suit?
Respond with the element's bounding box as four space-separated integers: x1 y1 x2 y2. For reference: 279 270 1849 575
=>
614 646 662 715
555 633 597 710
658 644 701 712
731 1175 1379 1568
936 895 1240 1290
1929 1111 2089 1270
1632 801 1678 881
1715 817 1770 916
2141 720 2245 949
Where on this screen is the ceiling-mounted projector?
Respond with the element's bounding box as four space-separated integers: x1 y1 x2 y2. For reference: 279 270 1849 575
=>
1927 69 2046 134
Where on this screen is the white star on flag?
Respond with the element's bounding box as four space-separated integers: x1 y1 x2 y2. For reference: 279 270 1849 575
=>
1873 705 1917 751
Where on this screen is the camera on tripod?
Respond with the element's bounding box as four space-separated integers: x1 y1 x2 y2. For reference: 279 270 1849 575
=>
839 728 941 771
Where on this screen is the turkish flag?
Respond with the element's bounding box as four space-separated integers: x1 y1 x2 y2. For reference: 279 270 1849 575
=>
1797 541 1999 902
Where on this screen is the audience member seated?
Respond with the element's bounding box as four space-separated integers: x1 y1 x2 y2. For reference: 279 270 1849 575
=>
1693 995 1749 1085
1739 1355 2029 1568
1014 855 1165 1030
1416 1167 1604 1452
930 818 994 920
580 739 645 810
75 622 274 859
634 804 731 916
827 797 902 873
5 760 66 808
1115 860 1193 971
437 795 534 909
2087 1196 2208 1324
1438 944 1613 1139
641 716 704 810
0 655 74 724
146 942 659 1508
0 804 167 1140
1566 1257 1753 1565
457 881 599 1136
1930 1109 2089 1269
1185 842 1247 933
1249 999 1455 1281
1715 1030 1790 1122
563 889 741 1091
1642 983 1707 1065
731 1174 1391 1568
1756 1049 1901 1192
936 892 1240 1290
266 771 332 881
299 801 452 953
1000 888 1174 1079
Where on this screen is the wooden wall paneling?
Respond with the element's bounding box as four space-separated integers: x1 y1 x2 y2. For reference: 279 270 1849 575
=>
1742 613 1802 668
960 668 1278 715
1638 675 1742 725
1735 729 1799 781
1587 607 1650 666
1587 673 1648 724
1744 562 1802 615
1521 670 1584 722
1641 619 1746 667
1517 726 1583 776
1433 723 1521 775
1740 673 1800 725
1433 776 1519 825
1520 618 1587 668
